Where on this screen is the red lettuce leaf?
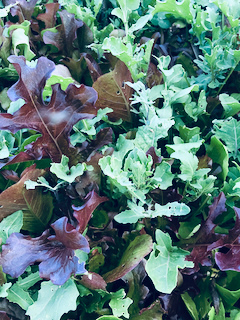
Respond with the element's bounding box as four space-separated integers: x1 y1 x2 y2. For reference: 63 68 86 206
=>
36 3 60 29
0 217 90 285
213 207 240 271
0 55 98 163
3 0 38 22
73 190 109 233
186 192 227 271
93 60 133 122
43 10 83 57
0 164 53 233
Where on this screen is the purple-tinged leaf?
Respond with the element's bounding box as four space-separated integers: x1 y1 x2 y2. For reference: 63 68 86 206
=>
146 147 162 168
214 207 240 271
103 234 153 283
0 312 10 320
93 60 133 122
43 10 83 57
79 127 113 162
0 55 98 163
36 3 60 29
3 0 38 22
78 272 107 290
186 192 227 271
73 190 108 233
0 217 90 285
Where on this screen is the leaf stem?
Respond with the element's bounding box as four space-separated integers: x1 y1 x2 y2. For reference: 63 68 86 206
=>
216 67 235 96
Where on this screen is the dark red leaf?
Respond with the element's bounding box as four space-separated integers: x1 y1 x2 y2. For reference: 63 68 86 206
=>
93 60 133 122
78 272 107 290
73 190 108 233
3 0 38 22
146 146 162 168
213 207 240 271
0 217 90 285
0 312 10 320
82 53 102 82
36 3 60 29
186 192 227 271
43 10 83 56
0 55 98 163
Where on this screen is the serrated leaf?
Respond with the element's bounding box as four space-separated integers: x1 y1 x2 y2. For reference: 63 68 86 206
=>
0 55 98 164
0 217 89 285
115 201 190 224
26 279 79 320
145 229 193 294
0 210 23 244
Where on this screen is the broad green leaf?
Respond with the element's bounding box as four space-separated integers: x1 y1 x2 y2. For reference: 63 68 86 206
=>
181 292 199 320
206 136 229 181
0 283 11 298
0 210 23 244
213 117 240 161
179 126 200 142
152 162 174 190
152 0 193 23
216 284 240 308
208 302 225 320
103 234 153 283
7 283 34 310
50 155 91 183
109 296 133 319
26 279 79 320
220 93 240 118
145 229 194 294
177 152 199 181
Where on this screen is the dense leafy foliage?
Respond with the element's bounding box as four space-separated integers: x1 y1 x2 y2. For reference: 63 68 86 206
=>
0 0 240 319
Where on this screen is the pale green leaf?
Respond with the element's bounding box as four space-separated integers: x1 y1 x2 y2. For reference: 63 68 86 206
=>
152 162 174 190
213 117 240 160
11 28 35 61
7 283 34 310
145 229 193 294
0 283 11 298
0 210 23 244
152 0 193 23
109 296 133 319
26 279 79 320
50 155 91 183
16 272 42 290
220 93 240 118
